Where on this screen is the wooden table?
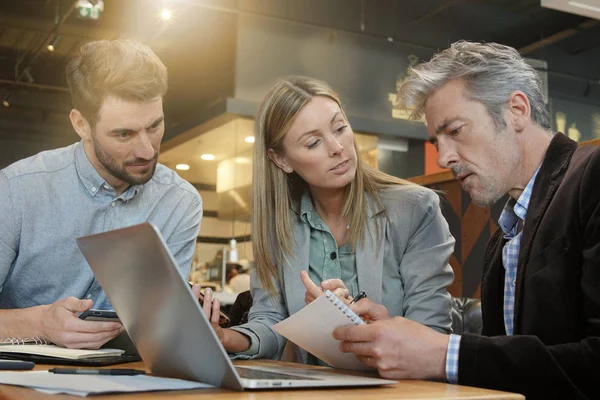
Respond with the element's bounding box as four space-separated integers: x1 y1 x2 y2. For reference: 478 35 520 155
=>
0 360 524 399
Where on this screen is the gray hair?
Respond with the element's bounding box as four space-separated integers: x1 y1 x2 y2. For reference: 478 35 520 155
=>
398 41 551 130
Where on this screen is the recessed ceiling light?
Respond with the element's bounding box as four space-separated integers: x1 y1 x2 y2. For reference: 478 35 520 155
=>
201 154 216 161
175 164 190 171
160 9 172 20
244 136 255 143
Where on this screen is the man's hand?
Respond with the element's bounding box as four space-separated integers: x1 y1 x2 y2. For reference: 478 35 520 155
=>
333 316 449 380
39 297 123 349
300 271 350 304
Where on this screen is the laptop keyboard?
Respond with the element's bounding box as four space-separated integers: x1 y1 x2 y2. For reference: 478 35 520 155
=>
236 367 320 381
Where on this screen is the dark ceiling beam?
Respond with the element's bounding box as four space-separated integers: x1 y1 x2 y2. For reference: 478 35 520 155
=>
0 13 115 43
519 19 600 55
412 0 459 24
15 0 78 83
0 78 69 92
0 110 71 130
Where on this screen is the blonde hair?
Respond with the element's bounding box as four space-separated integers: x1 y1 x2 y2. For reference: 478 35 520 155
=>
66 39 168 127
253 76 414 294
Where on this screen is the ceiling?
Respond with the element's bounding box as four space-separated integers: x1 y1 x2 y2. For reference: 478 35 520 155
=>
1 0 599 176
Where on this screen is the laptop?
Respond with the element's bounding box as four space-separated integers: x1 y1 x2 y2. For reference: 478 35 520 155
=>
77 223 396 391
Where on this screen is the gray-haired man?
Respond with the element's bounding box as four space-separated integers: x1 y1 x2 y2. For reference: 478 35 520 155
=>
334 41 600 400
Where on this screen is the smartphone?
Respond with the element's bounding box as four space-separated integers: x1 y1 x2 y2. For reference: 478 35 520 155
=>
188 283 231 326
198 291 231 327
79 309 120 322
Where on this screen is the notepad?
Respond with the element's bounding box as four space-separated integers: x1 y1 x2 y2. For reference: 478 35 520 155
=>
0 339 124 360
0 345 124 360
272 290 370 371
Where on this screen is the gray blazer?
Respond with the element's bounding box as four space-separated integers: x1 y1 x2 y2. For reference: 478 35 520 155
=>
231 185 455 363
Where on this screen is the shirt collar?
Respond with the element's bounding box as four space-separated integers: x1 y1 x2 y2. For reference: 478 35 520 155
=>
299 191 318 227
498 165 541 237
74 140 142 199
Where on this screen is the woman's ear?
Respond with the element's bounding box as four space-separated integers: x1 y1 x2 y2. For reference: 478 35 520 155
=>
267 148 294 173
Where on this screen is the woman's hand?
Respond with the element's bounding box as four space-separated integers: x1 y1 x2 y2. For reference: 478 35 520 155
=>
300 271 351 304
192 285 225 343
191 284 251 353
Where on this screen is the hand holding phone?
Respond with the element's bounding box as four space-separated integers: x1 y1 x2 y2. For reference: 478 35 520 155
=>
188 282 231 327
198 291 231 327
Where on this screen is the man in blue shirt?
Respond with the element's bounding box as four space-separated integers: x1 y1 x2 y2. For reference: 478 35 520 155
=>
333 41 600 400
0 40 202 350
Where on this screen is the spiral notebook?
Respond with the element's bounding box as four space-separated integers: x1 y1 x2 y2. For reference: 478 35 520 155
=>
272 290 369 371
0 337 124 360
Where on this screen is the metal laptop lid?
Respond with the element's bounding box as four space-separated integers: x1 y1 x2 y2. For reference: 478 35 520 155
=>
77 222 245 391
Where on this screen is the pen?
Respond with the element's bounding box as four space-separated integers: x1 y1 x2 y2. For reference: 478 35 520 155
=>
350 291 367 304
48 368 146 376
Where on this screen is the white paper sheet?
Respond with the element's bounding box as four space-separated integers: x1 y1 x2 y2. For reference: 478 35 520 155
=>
0 371 213 396
272 293 372 371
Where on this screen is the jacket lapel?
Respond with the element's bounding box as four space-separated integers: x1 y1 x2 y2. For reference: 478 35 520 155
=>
513 133 576 331
356 194 385 305
282 214 311 318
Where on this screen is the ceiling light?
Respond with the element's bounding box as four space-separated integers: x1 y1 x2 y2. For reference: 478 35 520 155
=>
201 154 216 161
175 164 190 171
2 92 11 108
160 9 172 20
244 136 255 143
46 35 61 52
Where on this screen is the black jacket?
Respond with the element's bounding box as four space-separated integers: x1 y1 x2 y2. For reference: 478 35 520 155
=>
458 133 600 400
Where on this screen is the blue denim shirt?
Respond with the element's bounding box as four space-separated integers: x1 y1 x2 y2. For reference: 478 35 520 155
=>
0 141 202 310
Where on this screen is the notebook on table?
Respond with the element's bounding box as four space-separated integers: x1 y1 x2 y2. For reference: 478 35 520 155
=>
77 222 396 391
272 290 369 371
0 337 140 366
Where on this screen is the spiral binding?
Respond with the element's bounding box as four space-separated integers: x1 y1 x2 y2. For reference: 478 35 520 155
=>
324 290 365 325
0 336 48 345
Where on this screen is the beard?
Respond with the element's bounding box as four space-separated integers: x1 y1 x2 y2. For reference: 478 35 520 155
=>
451 134 520 207
451 165 503 206
91 134 158 186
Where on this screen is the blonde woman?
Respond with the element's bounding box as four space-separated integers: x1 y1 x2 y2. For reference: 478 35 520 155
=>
200 76 454 365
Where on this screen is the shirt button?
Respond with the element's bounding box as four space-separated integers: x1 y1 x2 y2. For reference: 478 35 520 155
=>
330 252 337 260
104 184 110 190
91 187 97 192
86 294 92 299
111 202 117 207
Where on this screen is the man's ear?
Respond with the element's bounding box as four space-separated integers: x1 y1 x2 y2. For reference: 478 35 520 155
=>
507 91 531 132
69 109 91 140
267 148 293 173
